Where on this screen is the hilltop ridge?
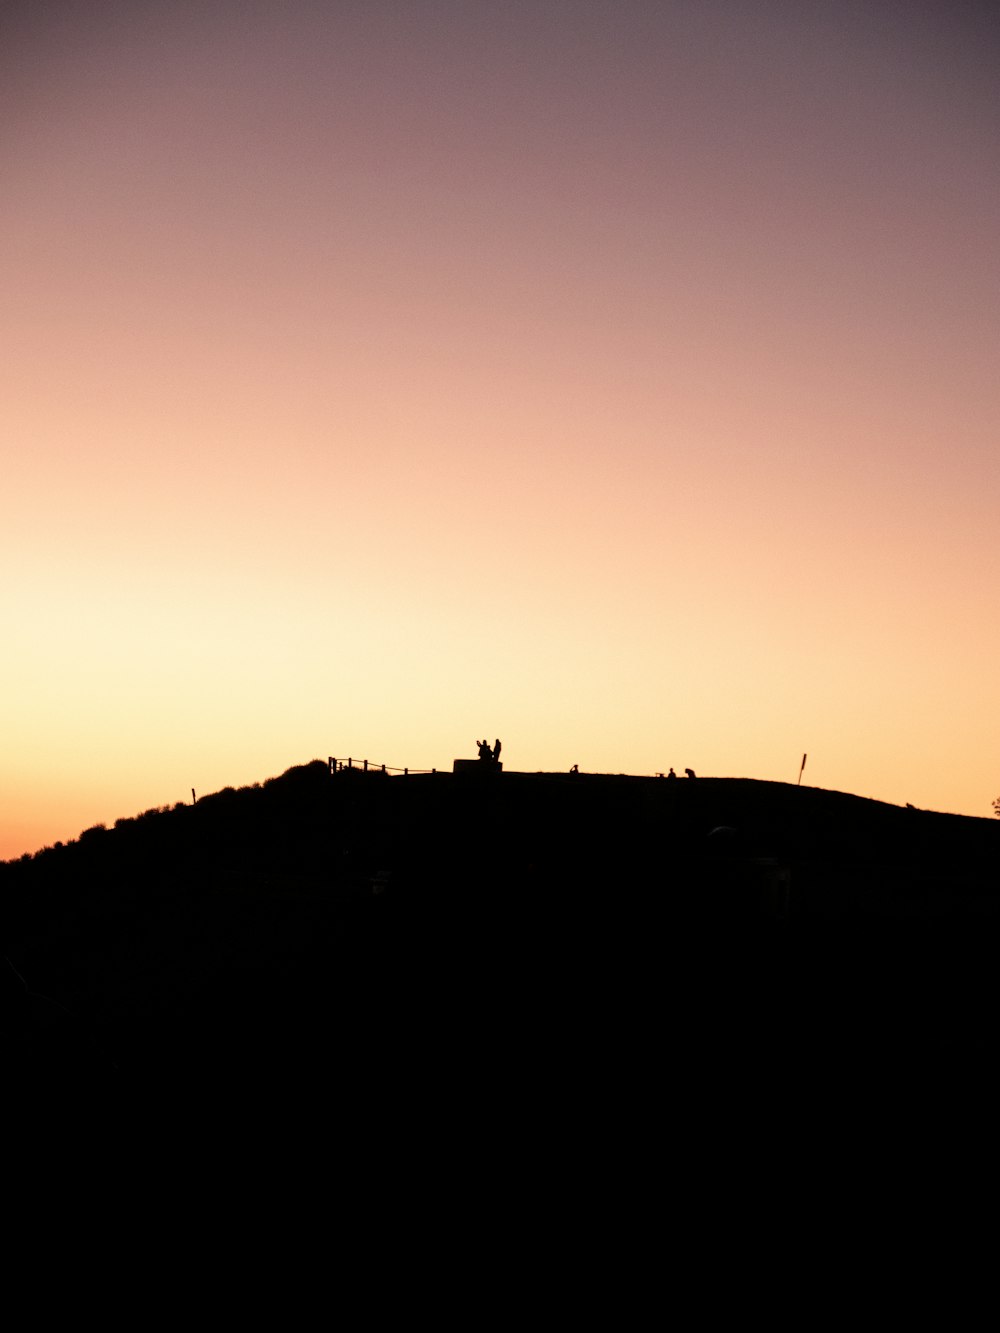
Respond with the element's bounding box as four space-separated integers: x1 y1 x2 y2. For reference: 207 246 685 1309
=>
3 759 998 1088
5 758 998 914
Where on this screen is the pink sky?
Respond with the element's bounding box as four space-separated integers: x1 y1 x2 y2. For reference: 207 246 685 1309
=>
2 2 998 858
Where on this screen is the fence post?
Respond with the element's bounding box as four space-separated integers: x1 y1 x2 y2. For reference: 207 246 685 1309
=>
363 759 368 773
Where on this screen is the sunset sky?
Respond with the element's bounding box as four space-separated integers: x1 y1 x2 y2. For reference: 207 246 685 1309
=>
3 1 998 858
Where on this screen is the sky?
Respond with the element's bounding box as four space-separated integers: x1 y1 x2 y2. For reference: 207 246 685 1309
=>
2 0 998 858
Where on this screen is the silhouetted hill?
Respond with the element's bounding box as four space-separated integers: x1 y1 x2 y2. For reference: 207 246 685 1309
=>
3 760 999 1097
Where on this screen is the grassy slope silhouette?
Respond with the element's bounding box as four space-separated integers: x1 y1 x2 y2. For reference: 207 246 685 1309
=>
3 759 999 1090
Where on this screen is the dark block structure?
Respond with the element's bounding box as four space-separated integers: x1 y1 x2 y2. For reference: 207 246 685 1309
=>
453 759 503 775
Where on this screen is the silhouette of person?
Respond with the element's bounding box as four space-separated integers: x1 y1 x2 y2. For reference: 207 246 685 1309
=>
667 768 677 780
570 764 579 774
685 768 697 779
477 739 492 761
493 738 502 764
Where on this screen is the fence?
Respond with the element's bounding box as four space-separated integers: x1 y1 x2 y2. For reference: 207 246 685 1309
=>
328 757 438 777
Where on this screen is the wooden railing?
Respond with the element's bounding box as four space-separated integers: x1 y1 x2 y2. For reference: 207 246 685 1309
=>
328 757 438 777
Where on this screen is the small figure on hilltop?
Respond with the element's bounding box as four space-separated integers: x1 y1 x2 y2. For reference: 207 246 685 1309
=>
570 764 579 774
493 738 502 764
666 768 677 781
685 768 697 779
477 739 492 761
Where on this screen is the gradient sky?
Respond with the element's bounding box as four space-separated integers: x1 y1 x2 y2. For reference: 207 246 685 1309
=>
3 0 998 858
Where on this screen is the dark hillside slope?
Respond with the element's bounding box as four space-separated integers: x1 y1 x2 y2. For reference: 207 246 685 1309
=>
2 761 999 1092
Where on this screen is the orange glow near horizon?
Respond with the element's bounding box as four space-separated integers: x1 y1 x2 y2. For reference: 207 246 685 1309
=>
2 3 999 860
